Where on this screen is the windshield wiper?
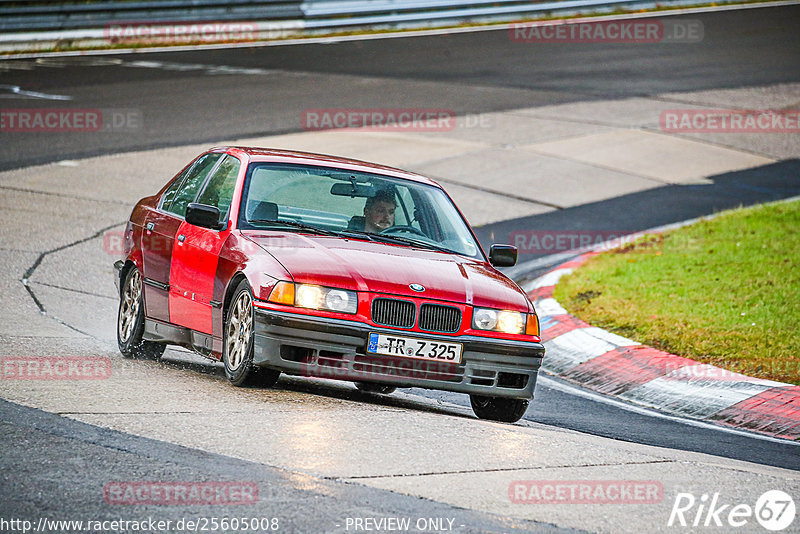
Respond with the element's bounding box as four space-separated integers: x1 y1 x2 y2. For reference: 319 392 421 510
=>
247 220 454 253
366 233 454 254
248 219 338 236
335 229 377 241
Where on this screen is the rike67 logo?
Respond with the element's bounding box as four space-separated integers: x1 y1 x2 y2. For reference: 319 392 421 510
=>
668 490 795 531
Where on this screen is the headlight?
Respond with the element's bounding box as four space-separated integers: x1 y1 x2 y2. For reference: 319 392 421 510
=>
473 308 498 330
472 307 525 334
268 281 357 314
296 284 322 308
325 289 353 312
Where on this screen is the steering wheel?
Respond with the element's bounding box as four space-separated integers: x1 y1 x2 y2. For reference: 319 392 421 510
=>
380 225 427 238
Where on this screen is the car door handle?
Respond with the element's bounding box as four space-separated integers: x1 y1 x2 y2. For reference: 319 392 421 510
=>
177 234 186 242
146 222 154 231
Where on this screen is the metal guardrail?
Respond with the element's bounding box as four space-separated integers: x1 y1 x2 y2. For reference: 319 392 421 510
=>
0 0 704 33
302 0 673 29
0 1 304 32
0 0 755 51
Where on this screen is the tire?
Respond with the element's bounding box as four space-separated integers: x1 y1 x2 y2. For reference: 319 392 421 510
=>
117 267 165 360
470 394 529 423
223 280 280 388
354 382 397 395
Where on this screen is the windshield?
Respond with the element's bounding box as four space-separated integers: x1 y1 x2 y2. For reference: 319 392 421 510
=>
238 163 483 259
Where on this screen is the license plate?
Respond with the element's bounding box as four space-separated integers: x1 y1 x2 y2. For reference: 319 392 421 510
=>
367 333 462 364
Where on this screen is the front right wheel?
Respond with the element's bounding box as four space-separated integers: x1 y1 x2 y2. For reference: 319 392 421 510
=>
470 394 529 423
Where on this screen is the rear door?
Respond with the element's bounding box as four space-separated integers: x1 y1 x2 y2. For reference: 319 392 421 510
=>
140 209 182 322
168 154 242 335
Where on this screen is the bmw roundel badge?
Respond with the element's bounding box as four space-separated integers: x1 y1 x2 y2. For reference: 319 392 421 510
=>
409 283 425 292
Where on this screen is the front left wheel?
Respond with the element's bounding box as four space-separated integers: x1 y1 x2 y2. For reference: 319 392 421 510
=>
117 267 165 360
223 280 281 388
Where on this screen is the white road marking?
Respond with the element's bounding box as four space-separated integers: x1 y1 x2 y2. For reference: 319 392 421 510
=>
620 376 781 419
538 374 800 446
0 58 277 77
0 84 72 100
544 327 639 374
523 267 573 291
532 298 568 317
0 61 36 70
35 57 123 68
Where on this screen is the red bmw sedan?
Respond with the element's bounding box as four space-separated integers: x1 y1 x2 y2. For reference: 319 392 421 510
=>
114 147 544 422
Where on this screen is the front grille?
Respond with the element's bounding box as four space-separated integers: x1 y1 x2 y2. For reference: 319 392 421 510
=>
418 303 461 333
371 298 415 328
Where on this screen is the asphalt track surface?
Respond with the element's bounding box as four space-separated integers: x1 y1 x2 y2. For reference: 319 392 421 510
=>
1 4 799 530
0 399 571 533
1 5 799 171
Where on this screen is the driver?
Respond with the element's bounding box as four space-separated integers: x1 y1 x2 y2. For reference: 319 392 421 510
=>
363 188 396 233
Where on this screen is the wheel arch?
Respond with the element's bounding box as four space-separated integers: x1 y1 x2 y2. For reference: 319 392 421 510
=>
118 260 137 299
223 272 250 318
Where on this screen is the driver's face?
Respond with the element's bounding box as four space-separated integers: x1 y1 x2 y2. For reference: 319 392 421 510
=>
364 200 396 233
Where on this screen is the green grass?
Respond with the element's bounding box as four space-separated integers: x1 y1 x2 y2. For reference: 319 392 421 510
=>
553 200 800 385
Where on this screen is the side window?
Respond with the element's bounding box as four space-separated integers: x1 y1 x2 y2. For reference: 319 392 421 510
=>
196 155 241 220
160 165 193 211
394 187 414 227
165 153 224 218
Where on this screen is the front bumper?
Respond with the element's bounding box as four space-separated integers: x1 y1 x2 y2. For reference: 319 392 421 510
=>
253 307 544 399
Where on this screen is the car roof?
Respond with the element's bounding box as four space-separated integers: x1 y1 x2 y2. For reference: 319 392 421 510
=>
216 146 440 187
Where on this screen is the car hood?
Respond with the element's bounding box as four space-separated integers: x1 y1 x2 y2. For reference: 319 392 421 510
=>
243 232 530 310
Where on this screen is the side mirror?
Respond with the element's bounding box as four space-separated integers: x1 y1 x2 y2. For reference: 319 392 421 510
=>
186 203 223 230
489 244 517 267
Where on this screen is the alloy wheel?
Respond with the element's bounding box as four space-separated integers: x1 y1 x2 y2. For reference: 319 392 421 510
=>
226 290 253 371
118 269 142 343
